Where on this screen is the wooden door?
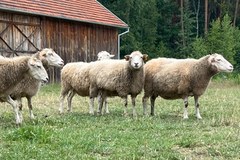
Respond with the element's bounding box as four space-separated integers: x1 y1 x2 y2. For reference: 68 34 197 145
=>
0 12 41 57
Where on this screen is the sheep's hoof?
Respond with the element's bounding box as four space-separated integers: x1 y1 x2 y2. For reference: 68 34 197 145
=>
16 119 22 125
97 111 102 116
105 111 110 114
89 111 95 115
183 116 189 120
58 109 64 114
197 116 202 119
30 114 35 119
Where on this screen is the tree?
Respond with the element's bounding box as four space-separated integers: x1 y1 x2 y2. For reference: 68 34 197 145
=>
192 0 200 37
156 0 179 57
177 0 195 58
204 0 208 35
233 0 239 27
207 14 236 64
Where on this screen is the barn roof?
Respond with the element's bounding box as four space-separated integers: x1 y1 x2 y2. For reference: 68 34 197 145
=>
0 0 128 28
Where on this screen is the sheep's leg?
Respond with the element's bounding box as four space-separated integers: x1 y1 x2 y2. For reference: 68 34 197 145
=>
183 97 189 119
194 96 202 119
67 90 75 112
5 96 21 124
142 95 148 116
150 95 157 116
89 98 95 115
89 85 99 115
131 96 137 117
17 98 24 121
26 97 34 119
97 94 104 115
59 89 68 114
123 97 128 116
97 91 103 114
97 91 109 114
104 97 109 114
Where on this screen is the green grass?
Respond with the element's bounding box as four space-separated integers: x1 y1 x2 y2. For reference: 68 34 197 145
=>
0 81 240 159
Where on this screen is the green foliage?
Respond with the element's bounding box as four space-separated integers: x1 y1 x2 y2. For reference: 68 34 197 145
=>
99 0 240 71
191 37 208 58
206 14 236 64
177 0 196 58
154 41 172 58
6 125 53 144
156 0 180 57
191 14 240 67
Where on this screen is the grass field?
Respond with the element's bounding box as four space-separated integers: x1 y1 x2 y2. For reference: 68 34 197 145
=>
0 80 240 160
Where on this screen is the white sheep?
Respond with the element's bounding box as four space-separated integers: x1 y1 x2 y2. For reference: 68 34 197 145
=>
9 48 64 119
142 53 233 119
89 51 148 116
97 51 114 60
0 56 48 124
59 51 114 114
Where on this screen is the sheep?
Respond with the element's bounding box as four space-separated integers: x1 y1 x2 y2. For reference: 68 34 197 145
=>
97 51 114 60
88 51 148 116
142 53 233 119
0 55 48 124
8 48 64 119
59 51 114 114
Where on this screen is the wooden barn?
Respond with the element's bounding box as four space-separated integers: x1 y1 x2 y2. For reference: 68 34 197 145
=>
0 0 128 82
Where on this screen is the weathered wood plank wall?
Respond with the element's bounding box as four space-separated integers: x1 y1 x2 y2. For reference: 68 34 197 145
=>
0 11 119 82
42 17 118 82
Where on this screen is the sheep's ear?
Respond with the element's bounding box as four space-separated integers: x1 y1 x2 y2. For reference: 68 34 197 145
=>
208 55 216 63
143 54 148 62
29 58 37 66
42 52 47 57
110 54 115 58
125 55 130 61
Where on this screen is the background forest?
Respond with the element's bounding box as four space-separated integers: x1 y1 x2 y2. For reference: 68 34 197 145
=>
99 0 240 72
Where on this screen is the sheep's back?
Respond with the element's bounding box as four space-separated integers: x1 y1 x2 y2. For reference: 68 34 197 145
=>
61 62 91 96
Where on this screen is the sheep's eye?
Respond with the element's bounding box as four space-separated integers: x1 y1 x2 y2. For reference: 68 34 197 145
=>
217 59 222 62
37 65 42 69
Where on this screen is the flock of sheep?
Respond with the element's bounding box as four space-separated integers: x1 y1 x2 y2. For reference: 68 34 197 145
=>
0 49 234 124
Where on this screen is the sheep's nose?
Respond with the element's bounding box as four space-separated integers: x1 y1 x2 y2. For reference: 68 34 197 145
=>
59 60 64 66
134 62 139 66
42 77 49 83
228 65 234 72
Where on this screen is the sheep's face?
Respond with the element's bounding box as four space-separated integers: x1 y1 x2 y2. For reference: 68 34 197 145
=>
125 51 148 69
28 57 49 83
209 53 233 73
40 48 64 67
97 51 114 61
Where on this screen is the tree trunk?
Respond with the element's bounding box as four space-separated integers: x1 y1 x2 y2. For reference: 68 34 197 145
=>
180 0 185 46
234 0 239 27
204 0 208 35
193 0 200 37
